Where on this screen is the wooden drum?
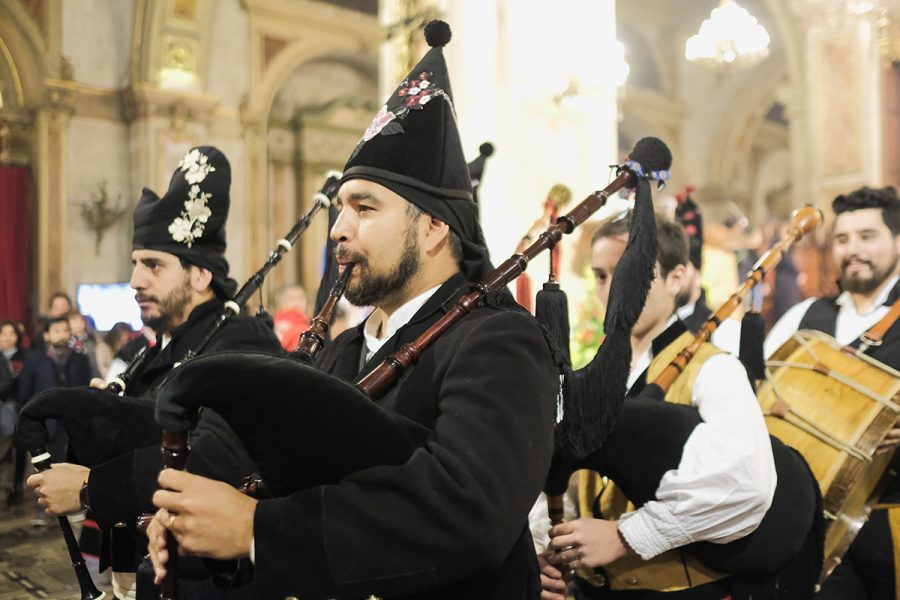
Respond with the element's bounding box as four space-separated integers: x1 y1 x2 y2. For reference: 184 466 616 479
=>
758 330 900 582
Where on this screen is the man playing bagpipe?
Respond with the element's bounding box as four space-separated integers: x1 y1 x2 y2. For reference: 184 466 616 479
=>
765 187 900 600
145 21 560 600
541 214 799 600
23 146 281 599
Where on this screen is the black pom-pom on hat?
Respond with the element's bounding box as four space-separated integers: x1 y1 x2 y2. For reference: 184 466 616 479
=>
425 20 452 47
479 142 495 157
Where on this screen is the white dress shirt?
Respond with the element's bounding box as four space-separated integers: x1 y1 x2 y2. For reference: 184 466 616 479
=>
617 318 777 560
764 275 899 358
363 284 442 361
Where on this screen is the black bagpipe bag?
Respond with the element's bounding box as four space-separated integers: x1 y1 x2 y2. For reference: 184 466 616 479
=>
154 350 427 498
556 384 824 596
15 386 160 466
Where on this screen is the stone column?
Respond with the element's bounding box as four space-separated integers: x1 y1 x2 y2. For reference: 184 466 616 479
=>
241 108 270 306
34 81 76 306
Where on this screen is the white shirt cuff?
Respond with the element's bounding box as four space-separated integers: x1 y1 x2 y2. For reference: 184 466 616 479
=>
250 537 255 564
618 502 694 560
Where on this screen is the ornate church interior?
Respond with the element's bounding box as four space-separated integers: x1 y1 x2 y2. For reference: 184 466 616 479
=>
1 0 900 598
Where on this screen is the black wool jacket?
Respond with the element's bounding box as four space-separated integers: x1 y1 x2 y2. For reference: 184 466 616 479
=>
88 299 282 571
253 272 558 599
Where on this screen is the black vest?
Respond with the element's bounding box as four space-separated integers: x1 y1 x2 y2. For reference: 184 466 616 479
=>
797 279 900 370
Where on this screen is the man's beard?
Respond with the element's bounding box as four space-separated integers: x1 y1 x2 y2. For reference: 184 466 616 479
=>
339 223 420 308
138 274 192 334
839 252 899 294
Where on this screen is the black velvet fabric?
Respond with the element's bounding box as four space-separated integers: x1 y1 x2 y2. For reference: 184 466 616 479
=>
467 141 494 209
250 273 557 599
15 386 158 466
557 177 659 459
86 301 281 575
574 385 821 584
154 350 423 497
340 22 494 284
739 310 766 381
132 146 238 297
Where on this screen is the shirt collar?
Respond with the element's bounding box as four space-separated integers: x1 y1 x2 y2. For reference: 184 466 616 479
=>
835 275 900 315
675 301 696 321
364 284 443 358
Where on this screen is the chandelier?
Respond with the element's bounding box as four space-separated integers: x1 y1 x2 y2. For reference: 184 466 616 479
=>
685 0 770 69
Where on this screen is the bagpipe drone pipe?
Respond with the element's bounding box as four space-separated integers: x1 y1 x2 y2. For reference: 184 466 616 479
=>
148 137 672 503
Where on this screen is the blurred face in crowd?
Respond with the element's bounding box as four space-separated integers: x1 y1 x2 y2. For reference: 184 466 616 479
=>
0 324 18 352
68 314 86 336
833 208 900 294
130 249 208 334
49 296 71 318
44 321 71 349
592 233 687 339
331 179 423 309
278 286 308 315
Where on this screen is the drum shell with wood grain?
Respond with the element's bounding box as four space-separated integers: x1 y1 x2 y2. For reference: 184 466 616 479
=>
757 330 900 582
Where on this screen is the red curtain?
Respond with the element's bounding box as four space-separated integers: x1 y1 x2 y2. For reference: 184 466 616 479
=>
0 165 30 324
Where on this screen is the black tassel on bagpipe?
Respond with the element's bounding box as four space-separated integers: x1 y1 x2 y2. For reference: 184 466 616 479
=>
740 310 767 382
554 176 660 460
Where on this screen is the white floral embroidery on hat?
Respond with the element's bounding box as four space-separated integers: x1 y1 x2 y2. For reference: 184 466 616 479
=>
178 148 216 185
168 182 213 248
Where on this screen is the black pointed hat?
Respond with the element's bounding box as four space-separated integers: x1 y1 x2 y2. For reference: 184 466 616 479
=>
342 20 493 282
675 187 703 270
132 146 237 297
467 142 495 208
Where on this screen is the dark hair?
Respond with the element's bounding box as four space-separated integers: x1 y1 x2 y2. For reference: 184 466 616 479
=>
0 319 22 347
47 291 72 310
406 202 464 263
176 256 225 299
44 315 70 333
833 186 900 236
103 322 134 347
591 212 689 277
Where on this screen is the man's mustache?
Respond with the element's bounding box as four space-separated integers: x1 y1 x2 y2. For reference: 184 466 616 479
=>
135 294 159 304
841 256 873 271
334 247 367 267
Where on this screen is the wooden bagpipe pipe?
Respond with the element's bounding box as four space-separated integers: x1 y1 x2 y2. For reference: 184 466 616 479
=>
13 171 343 600
544 204 826 587
147 136 671 538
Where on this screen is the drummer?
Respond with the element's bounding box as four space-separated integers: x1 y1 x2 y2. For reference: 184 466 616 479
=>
542 213 777 599
765 186 900 599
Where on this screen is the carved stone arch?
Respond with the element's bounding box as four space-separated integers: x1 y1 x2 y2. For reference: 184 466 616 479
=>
240 0 380 299
706 61 789 220
251 39 378 120
759 0 803 87
0 2 51 111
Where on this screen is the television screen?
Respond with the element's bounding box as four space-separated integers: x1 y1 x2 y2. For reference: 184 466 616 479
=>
76 283 143 331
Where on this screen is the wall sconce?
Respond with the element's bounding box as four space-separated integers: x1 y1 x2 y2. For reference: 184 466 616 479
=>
78 181 127 254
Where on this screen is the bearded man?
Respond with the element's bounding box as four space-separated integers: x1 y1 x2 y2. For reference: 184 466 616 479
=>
146 21 558 600
765 186 900 600
26 146 281 599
